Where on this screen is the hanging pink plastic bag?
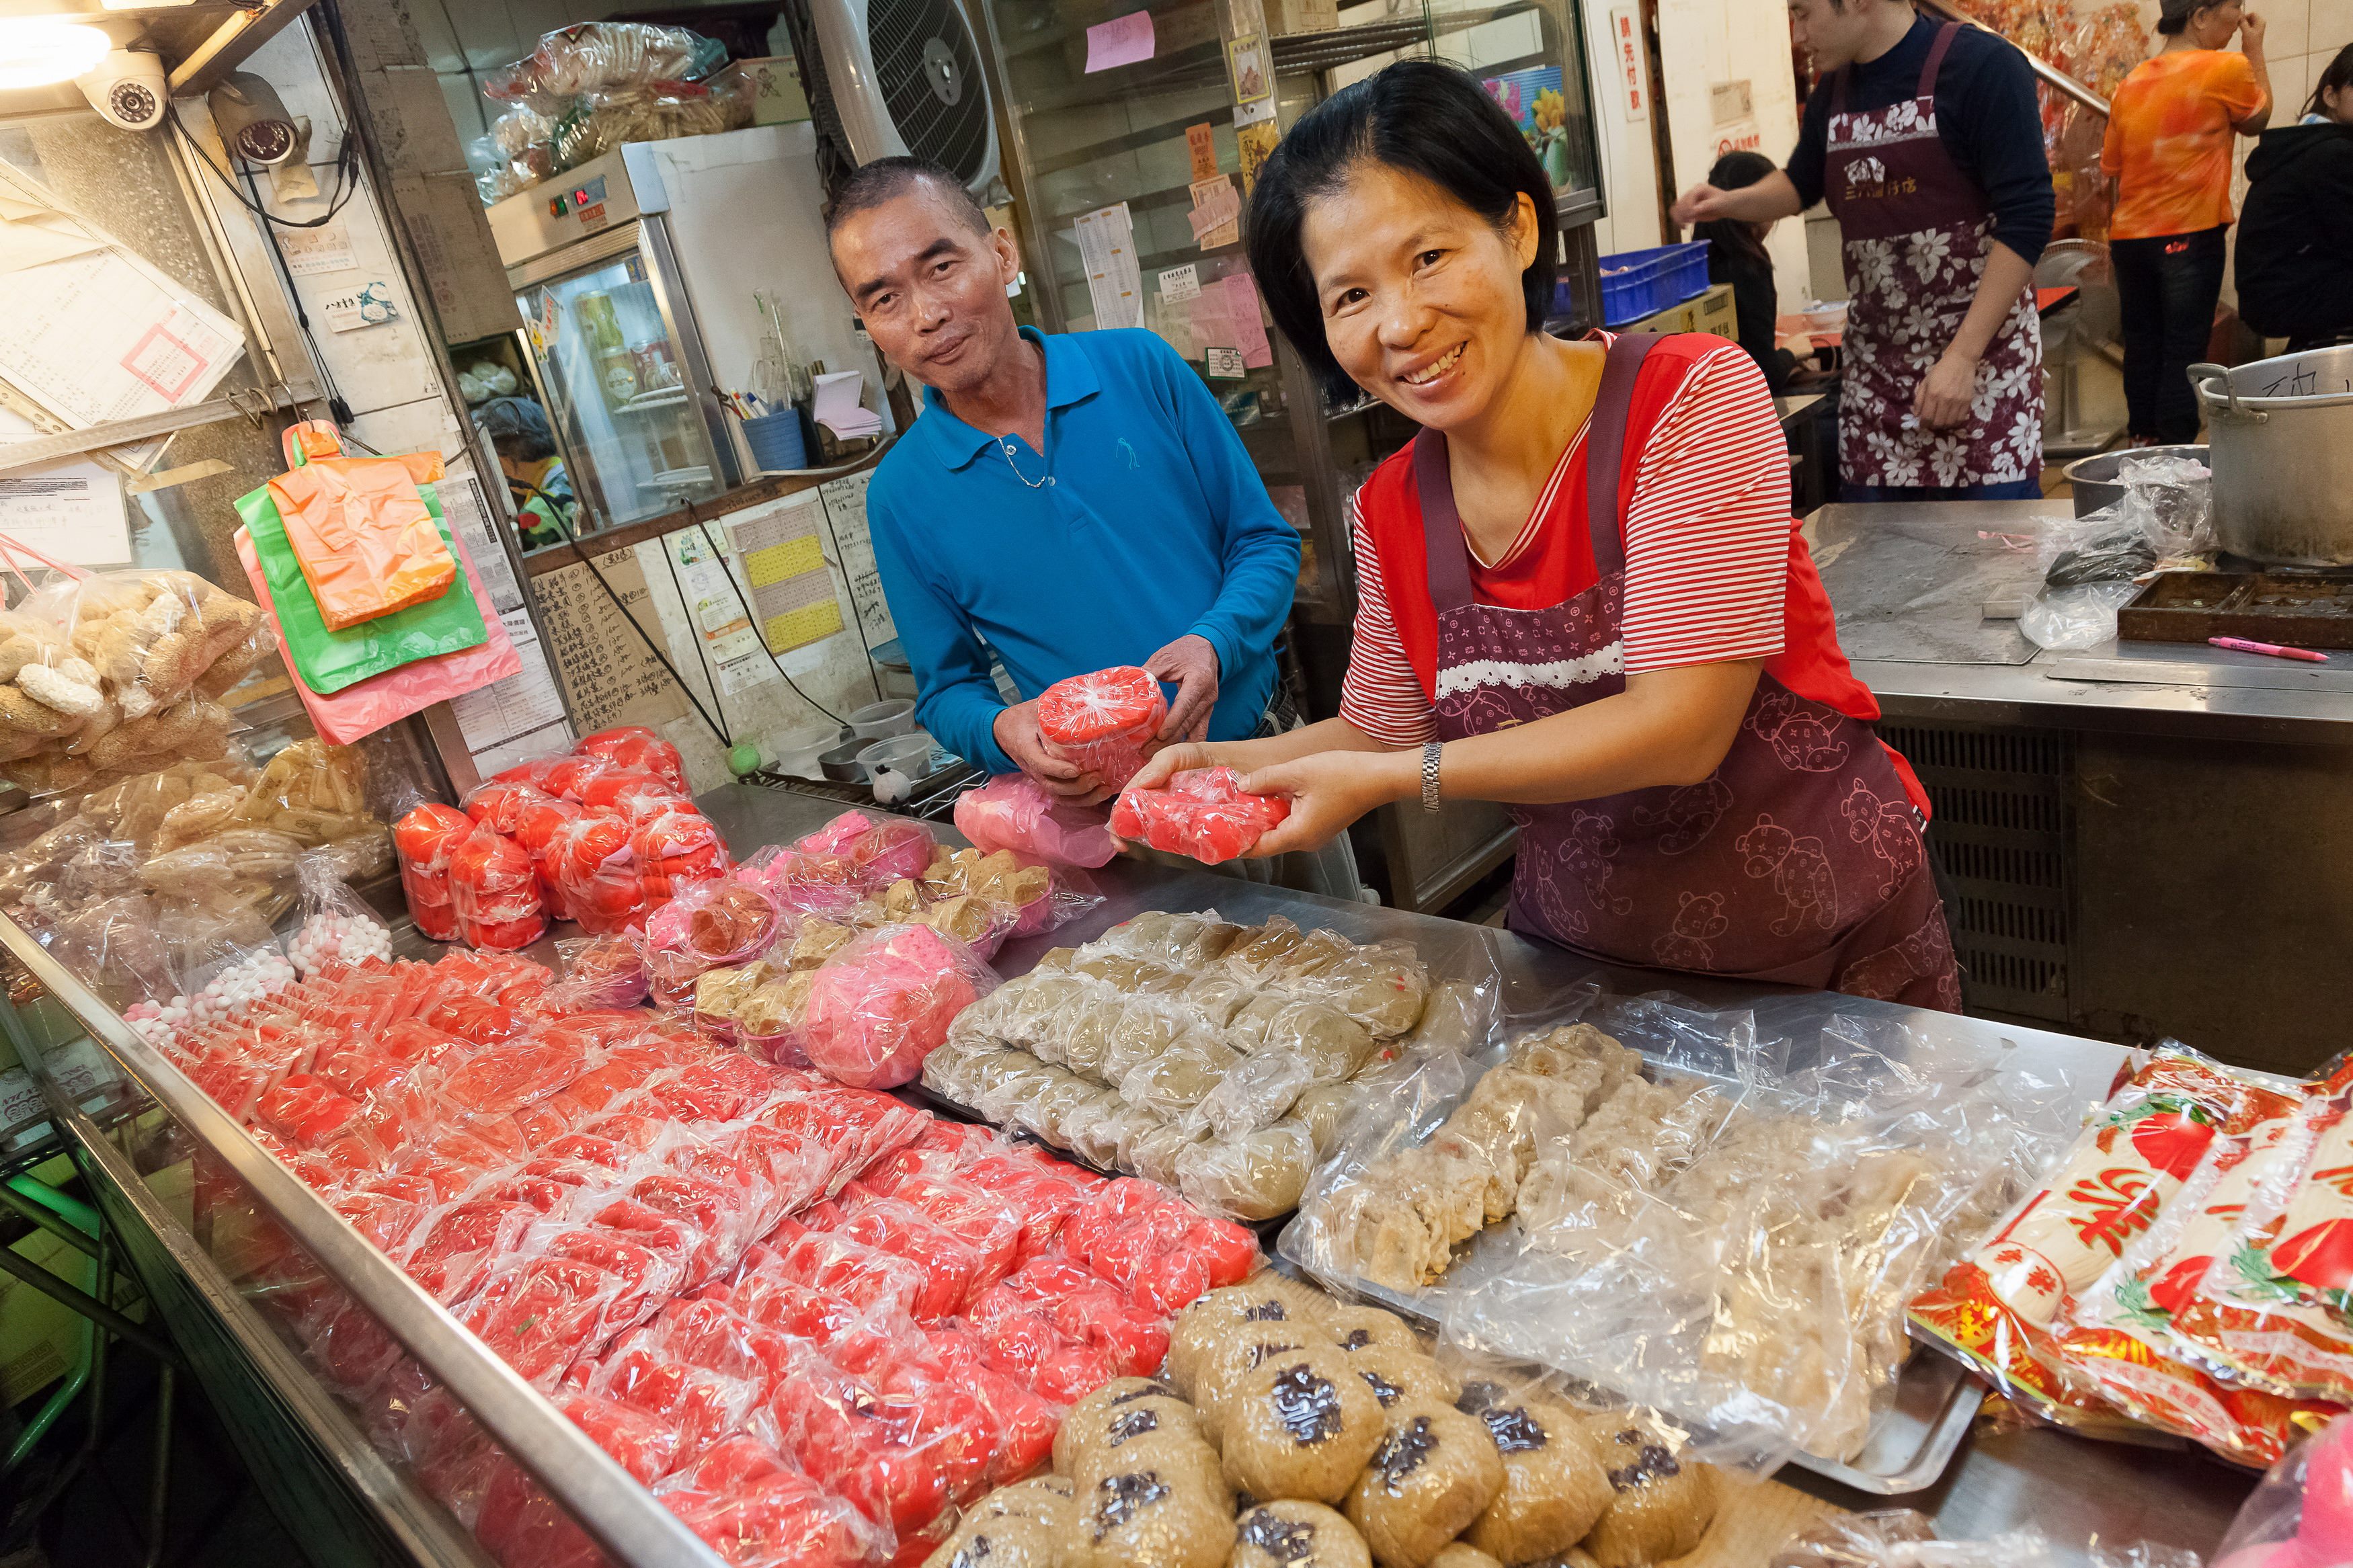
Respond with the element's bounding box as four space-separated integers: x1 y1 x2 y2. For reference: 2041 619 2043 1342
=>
953 774 1119 868
1109 766 1289 865
448 821 545 950
1035 666 1167 789
799 924 997 1090
232 523 520 748
2214 1415 2353 1568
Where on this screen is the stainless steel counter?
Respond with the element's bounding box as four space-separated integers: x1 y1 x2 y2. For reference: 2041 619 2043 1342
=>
1811 499 2353 743
702 782 2260 1563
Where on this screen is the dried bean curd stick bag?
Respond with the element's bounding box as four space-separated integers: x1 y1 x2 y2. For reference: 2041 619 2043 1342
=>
2171 1073 2353 1405
2055 1085 2341 1464
1911 1050 2265 1415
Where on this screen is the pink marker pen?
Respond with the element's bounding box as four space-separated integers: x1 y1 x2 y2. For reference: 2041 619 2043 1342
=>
2209 636 2329 663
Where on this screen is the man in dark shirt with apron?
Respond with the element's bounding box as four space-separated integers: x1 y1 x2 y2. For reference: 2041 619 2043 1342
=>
1673 0 2056 500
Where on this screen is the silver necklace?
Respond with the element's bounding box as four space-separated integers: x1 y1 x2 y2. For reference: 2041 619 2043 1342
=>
999 438 1054 489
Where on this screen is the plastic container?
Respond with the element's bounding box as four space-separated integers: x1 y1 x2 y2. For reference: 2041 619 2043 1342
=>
856 734 934 782
848 699 916 740
1595 241 1710 327
741 411 807 472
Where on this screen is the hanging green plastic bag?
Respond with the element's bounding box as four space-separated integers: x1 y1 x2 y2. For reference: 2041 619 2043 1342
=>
237 477 488 695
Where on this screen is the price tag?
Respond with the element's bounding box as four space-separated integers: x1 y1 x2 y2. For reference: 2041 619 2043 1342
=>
1160 264 1201 302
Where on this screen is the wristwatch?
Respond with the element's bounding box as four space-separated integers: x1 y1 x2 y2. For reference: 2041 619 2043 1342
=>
1421 740 1443 813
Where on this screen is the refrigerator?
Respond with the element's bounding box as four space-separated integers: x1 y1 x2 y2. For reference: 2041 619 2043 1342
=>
487 123 896 534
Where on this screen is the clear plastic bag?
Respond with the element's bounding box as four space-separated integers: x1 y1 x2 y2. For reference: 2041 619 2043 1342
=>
2022 579 2139 651
447 820 545 952
544 934 650 1011
2115 450 2215 560
543 811 641 934
573 724 688 794
160 901 294 1030
393 802 471 943
1770 1508 2203 1568
953 774 1119 868
1034 666 1167 790
284 849 393 977
642 879 788 1008
2210 1415 2353 1568
484 21 727 113
2039 505 2155 589
1109 766 1289 864
799 923 1000 1090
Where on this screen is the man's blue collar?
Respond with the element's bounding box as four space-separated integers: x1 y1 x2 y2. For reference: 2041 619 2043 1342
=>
917 326 1102 470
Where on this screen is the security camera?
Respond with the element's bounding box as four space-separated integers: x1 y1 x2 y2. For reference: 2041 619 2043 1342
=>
208 72 299 165
77 46 166 131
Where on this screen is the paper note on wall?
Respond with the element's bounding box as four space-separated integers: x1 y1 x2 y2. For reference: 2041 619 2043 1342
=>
1217 274 1273 369
1084 10 1156 71
532 548 693 733
1072 203 1143 331
1188 175 1241 249
452 607 569 759
731 491 846 653
821 471 896 648
0 406 126 564
670 529 770 696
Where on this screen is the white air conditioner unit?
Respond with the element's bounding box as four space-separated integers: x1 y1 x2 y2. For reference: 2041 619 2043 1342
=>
809 0 1000 196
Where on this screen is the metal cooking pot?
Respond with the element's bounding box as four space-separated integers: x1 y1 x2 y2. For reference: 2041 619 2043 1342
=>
2188 346 2353 565
2062 444 2207 516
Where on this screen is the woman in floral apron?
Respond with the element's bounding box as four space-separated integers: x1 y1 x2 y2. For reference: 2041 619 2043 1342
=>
1138 60 1961 1009
1674 0 2052 500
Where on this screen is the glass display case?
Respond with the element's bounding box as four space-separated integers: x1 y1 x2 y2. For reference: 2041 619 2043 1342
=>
513 240 732 533
979 0 1605 626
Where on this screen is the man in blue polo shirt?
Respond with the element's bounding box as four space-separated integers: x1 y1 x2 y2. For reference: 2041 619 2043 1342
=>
827 157 1302 805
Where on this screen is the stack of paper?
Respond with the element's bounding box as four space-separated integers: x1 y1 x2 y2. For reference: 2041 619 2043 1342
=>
811 370 881 440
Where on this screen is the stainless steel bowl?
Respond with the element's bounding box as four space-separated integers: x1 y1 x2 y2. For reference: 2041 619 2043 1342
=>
2063 445 2207 516
817 739 869 782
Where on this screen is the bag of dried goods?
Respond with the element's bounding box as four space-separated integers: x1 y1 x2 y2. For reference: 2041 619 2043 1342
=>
1035 666 1167 789
953 773 1119 868
1911 1048 2277 1417
643 878 785 1008
800 923 997 1090
1111 766 1289 865
2166 1071 2353 1407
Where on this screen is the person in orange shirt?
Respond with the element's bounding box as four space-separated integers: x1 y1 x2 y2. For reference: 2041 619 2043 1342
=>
2101 0 2272 445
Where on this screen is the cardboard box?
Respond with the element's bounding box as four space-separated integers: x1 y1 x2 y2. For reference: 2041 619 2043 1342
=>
737 56 811 126
1689 282 1737 341
0 1227 86 1409
1266 0 1338 35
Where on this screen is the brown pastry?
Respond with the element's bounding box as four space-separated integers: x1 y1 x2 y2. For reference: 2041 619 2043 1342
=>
1324 1305 1420 1355
1576 1421 1716 1568
1453 1383 1612 1564
1231 1500 1374 1568
1343 1397 1505 1568
922 1511 1060 1567
1425 1547 1505 1568
1070 1461 1236 1568
1347 1346 1460 1412
1220 1344 1385 1504
1055 1385 1202 1477
1170 1286 1320 1395
1191 1325 1334 1446
1073 1426 1227 1505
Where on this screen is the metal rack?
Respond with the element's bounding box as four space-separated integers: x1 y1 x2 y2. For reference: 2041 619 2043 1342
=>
0 917 731 1568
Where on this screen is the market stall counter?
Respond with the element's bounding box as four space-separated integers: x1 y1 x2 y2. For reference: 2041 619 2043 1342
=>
0 778 2263 1568
1810 499 2353 1073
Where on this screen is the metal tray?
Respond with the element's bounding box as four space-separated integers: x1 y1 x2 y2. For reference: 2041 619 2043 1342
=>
2119 570 2353 649
1283 1242 1983 1496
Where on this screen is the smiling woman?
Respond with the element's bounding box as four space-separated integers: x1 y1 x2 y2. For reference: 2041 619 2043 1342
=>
1125 60 1964 1009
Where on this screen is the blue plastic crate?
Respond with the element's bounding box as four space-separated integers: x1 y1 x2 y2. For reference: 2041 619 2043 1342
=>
1595 241 1712 326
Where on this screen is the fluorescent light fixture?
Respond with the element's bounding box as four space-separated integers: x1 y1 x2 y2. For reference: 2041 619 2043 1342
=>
0 17 108 87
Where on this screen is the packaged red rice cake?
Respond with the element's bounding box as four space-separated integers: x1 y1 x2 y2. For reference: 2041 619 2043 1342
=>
1035 666 1166 790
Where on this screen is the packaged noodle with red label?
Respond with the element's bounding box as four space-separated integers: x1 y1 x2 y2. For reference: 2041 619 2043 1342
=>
1910 1048 2269 1415
2055 1087 2343 1465
2170 1068 2353 1404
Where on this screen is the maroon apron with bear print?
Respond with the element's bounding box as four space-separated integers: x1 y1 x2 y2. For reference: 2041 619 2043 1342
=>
1414 333 1961 1009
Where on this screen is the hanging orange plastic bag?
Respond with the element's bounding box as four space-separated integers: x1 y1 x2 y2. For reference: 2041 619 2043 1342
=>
267 421 456 632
